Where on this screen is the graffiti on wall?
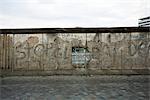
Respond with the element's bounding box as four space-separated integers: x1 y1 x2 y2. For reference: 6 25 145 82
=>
0 33 150 71
13 35 72 70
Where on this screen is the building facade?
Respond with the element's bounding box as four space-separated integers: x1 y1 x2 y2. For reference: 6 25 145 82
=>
139 16 150 27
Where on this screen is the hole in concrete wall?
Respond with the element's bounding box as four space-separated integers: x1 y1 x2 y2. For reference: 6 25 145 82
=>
72 47 91 65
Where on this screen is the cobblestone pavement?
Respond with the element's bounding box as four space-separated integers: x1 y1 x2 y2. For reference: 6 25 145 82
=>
0 75 150 100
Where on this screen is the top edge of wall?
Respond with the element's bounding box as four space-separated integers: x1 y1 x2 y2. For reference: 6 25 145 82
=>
0 27 150 34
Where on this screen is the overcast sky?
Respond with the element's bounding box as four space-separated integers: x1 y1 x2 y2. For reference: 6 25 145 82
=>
0 0 150 28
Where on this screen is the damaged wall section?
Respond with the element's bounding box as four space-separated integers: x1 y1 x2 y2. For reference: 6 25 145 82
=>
0 32 150 75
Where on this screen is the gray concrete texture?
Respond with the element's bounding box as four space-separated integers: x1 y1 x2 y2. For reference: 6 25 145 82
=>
0 33 150 75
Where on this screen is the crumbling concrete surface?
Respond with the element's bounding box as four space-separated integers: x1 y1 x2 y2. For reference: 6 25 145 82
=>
0 32 150 75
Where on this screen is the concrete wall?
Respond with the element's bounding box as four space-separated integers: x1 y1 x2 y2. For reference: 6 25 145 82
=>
0 32 150 75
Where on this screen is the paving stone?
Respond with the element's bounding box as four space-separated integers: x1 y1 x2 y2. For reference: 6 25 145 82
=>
1 75 149 100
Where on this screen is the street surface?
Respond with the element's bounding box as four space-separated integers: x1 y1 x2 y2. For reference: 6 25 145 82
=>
0 75 149 100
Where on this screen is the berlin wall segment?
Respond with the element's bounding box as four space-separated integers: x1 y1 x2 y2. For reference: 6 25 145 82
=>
0 27 150 75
